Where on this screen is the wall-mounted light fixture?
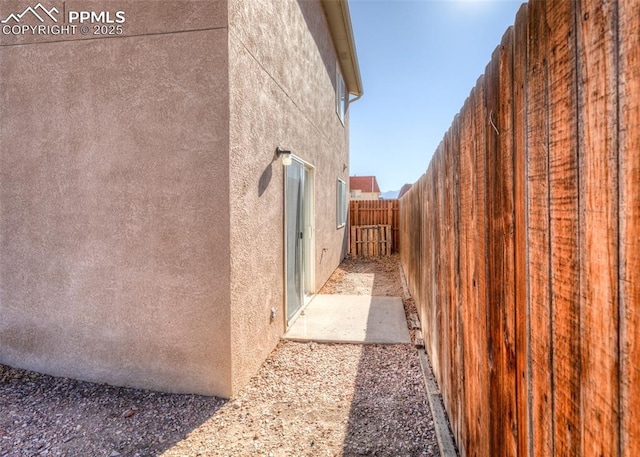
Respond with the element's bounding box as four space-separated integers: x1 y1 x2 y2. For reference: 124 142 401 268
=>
276 147 293 166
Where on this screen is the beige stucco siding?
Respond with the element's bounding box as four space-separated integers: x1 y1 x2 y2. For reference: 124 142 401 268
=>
0 0 355 398
0 16 233 395
228 0 350 393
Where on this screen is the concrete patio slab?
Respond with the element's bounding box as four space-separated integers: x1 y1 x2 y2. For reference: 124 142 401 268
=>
284 294 411 344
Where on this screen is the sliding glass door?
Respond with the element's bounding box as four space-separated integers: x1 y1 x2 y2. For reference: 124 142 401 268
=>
285 158 313 324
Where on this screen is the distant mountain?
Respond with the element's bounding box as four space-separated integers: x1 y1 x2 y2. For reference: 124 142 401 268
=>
380 190 399 199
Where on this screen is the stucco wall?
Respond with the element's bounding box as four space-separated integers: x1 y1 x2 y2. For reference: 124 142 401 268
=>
352 192 381 201
228 0 350 393
0 2 233 396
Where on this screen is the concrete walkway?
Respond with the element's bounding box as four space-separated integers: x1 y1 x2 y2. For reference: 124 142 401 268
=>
284 294 411 344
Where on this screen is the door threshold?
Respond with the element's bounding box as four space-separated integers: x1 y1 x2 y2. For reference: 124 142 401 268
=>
286 293 317 329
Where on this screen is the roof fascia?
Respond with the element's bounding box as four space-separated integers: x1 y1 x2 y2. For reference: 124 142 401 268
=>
322 0 363 97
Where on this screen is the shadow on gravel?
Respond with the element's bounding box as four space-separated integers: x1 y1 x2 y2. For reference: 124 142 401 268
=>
0 365 225 457
341 260 439 457
341 345 439 457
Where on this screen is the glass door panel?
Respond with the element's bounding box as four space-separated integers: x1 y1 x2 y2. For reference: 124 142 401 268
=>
286 160 304 323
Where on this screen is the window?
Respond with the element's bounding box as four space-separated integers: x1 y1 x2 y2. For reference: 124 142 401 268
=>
337 179 347 228
336 65 347 125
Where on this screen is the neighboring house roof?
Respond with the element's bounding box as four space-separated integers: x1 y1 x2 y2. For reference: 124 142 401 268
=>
398 183 413 198
322 0 363 97
350 176 381 193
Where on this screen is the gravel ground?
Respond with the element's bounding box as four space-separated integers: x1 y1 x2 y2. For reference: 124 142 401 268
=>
1 255 438 456
318 256 404 297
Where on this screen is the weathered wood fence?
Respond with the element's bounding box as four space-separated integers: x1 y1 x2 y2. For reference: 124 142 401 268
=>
349 200 399 254
399 1 639 456
349 225 393 257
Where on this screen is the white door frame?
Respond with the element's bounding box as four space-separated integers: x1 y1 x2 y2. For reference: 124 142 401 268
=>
283 156 315 328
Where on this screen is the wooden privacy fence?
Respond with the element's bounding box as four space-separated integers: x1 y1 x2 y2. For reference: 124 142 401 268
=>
349 200 399 255
399 1 639 456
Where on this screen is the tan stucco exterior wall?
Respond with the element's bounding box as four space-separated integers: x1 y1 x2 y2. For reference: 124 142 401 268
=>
0 2 233 396
0 0 353 398
228 0 350 394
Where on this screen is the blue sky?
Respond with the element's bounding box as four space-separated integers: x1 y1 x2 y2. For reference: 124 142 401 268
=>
348 0 524 192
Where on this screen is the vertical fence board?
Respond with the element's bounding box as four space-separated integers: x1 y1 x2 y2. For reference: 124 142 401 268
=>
498 26 518 457
413 179 420 302
484 46 504 456
513 6 530 457
430 148 444 386
458 92 475 457
449 124 459 433
419 169 428 350
411 181 422 303
577 0 620 455
472 76 491 456
619 1 640 455
526 1 554 455
444 114 462 439
546 0 582 455
451 113 465 450
448 125 458 433
441 129 454 432
426 162 438 379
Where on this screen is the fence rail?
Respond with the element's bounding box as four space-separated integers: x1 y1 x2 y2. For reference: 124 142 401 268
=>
399 1 639 456
349 200 399 254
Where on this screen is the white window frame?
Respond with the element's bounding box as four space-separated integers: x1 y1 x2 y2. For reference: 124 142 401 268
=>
336 64 347 125
337 179 347 228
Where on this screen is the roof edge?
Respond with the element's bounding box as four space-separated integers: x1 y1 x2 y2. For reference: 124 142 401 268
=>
322 0 363 97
